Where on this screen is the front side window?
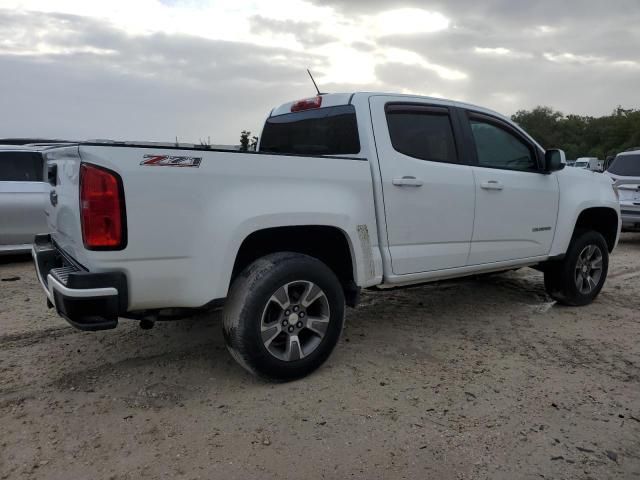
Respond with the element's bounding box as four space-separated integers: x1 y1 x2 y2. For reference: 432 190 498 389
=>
0 152 44 181
470 119 537 171
385 106 458 163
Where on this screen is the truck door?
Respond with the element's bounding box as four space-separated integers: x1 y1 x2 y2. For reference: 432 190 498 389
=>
369 96 475 274
460 110 559 264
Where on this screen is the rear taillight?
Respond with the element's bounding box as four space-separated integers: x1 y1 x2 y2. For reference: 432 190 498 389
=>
80 163 126 250
291 96 322 112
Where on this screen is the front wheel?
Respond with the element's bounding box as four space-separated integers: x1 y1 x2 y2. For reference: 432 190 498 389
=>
544 230 609 306
222 252 345 381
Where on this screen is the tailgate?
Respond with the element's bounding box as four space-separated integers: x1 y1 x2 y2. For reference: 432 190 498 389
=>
43 145 89 266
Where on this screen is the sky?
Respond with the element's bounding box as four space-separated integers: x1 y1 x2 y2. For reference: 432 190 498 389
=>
0 0 639 144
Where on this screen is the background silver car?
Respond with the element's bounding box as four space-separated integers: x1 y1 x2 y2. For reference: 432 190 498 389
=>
605 149 640 231
0 145 49 255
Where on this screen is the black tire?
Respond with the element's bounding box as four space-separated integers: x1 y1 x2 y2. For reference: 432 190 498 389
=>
222 252 345 381
543 230 609 306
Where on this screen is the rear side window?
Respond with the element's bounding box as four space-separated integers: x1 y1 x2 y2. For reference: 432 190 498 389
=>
385 105 458 163
260 105 360 155
470 119 537 171
607 154 640 176
0 152 44 181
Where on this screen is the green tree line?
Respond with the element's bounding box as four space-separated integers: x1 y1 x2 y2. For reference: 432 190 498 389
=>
511 107 640 160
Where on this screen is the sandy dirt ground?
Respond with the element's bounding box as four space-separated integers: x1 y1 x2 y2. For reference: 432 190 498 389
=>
1 234 639 480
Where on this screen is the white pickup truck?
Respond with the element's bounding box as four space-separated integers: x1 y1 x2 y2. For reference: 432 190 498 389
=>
33 92 621 380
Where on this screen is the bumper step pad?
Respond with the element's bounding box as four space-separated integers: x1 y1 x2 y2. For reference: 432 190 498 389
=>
32 234 127 331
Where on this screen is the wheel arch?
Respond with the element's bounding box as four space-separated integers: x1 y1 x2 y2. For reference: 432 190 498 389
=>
573 207 619 252
230 225 361 306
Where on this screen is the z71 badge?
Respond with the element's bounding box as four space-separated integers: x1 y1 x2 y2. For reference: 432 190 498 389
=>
141 154 202 168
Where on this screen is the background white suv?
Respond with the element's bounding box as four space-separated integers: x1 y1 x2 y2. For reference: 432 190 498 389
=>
606 149 640 231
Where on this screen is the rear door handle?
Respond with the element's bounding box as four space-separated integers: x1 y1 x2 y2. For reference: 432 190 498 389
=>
392 176 423 187
480 180 504 190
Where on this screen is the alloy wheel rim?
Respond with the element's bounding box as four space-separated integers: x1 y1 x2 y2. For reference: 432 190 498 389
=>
260 280 331 362
574 244 603 294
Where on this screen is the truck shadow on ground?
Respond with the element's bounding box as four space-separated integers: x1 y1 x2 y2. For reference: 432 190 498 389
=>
45 270 554 396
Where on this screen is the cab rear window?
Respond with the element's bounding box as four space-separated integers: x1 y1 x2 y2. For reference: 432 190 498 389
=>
607 154 640 176
260 105 360 155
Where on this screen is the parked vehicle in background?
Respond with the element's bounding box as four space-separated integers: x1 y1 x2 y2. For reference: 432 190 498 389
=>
589 158 604 172
573 157 603 171
32 92 620 380
573 158 589 168
0 146 50 255
605 149 640 231
0 138 73 146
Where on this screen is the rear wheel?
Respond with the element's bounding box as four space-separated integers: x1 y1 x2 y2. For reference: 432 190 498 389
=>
222 252 345 381
544 230 609 306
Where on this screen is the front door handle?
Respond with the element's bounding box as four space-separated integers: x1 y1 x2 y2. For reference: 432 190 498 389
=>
480 180 504 190
392 176 423 187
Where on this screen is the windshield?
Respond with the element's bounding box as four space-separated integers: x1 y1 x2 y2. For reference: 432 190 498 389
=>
607 154 640 176
260 105 360 155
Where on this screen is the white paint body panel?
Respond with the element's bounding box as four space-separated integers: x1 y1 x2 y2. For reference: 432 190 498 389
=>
41 92 620 312
468 166 559 264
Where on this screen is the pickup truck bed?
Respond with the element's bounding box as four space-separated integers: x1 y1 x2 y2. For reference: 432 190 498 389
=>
41 144 380 311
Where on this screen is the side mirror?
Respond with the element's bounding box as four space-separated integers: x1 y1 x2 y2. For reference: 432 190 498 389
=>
544 149 566 173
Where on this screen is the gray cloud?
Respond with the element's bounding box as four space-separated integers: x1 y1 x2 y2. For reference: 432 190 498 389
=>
249 15 337 47
313 0 640 115
1 2 639 144
318 0 640 62
315 0 639 24
0 9 324 143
